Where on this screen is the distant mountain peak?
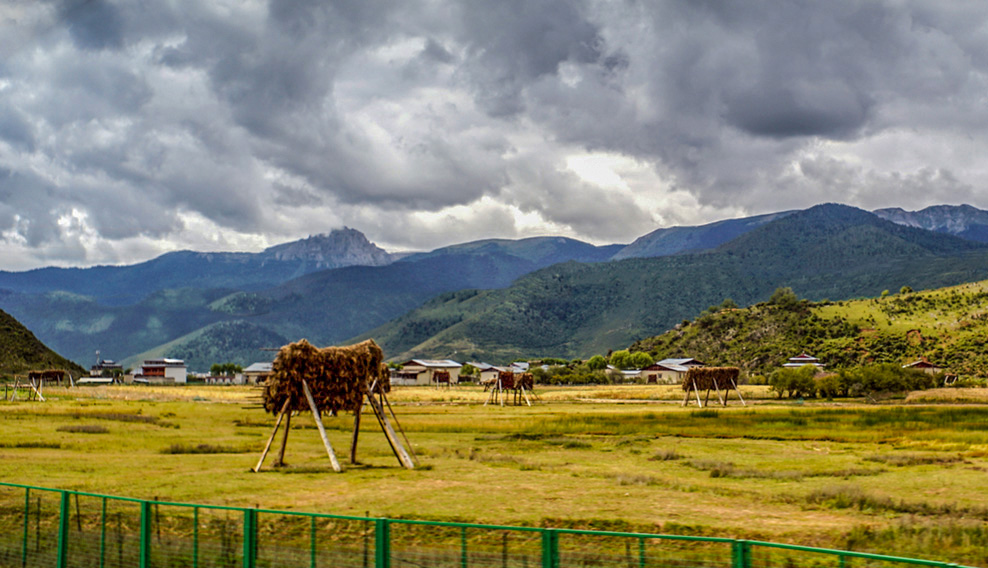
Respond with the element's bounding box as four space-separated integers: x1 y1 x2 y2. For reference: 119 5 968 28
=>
874 204 988 242
262 227 394 268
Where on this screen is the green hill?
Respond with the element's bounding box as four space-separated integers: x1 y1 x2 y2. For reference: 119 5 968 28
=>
0 308 86 377
631 280 988 377
360 204 988 362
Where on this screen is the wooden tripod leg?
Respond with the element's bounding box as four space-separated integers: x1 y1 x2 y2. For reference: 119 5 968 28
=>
693 382 702 407
350 401 362 465
365 387 415 469
275 406 292 467
713 380 726 406
302 380 342 473
520 387 532 407
253 398 291 472
730 378 747 406
382 390 418 464
681 387 691 406
703 388 711 407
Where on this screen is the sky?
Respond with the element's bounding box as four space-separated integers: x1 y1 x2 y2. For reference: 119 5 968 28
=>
2 1 988 270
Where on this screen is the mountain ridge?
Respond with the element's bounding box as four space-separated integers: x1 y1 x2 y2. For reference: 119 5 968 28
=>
359 204 988 362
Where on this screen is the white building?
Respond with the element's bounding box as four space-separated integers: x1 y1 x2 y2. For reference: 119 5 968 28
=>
138 358 188 384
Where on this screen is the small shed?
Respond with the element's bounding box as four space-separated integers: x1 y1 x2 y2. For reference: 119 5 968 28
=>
902 358 943 375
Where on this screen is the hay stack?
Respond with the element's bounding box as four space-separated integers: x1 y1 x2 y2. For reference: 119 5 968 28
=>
262 339 389 415
498 371 515 390
515 372 534 391
433 370 451 384
682 367 740 391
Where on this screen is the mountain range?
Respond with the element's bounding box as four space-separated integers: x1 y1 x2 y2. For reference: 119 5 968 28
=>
3 203 988 371
360 204 988 362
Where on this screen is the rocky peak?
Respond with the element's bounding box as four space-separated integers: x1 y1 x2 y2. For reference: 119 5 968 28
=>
874 204 988 237
262 227 394 268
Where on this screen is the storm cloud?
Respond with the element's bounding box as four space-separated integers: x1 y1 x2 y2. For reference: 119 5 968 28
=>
2 0 988 268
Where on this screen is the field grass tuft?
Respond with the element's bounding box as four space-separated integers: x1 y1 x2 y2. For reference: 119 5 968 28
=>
56 424 109 434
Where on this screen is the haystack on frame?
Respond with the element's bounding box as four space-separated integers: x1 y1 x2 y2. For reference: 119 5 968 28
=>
253 338 415 472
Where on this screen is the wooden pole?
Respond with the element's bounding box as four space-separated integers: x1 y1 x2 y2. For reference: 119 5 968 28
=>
693 380 702 407
350 400 362 465
364 386 415 469
29 379 45 402
253 398 291 472
712 379 725 406
275 408 292 466
681 386 691 406
520 386 532 407
381 387 418 463
729 378 747 407
302 380 342 472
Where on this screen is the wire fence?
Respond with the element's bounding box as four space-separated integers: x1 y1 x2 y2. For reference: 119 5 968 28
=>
0 482 974 568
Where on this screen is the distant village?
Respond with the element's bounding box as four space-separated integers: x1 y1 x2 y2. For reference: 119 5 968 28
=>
83 351 947 387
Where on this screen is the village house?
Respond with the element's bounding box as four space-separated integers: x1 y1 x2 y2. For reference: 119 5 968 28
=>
640 358 705 384
467 362 501 384
392 359 462 386
902 358 943 375
243 362 274 385
134 358 188 384
89 359 123 378
783 353 824 368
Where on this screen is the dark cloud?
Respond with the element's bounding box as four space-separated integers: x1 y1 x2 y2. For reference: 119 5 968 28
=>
2 0 988 269
58 0 124 51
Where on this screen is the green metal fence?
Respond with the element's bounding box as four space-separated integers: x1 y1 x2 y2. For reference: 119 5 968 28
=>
0 482 974 568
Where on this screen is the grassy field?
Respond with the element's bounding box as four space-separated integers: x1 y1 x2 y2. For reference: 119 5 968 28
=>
1 384 987 565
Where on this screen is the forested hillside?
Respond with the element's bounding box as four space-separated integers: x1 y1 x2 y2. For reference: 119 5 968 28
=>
0 309 86 377
632 280 988 377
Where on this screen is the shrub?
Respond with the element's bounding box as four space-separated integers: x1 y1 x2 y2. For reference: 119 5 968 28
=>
768 366 817 398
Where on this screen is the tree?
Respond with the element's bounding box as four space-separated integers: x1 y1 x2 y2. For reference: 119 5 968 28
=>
586 355 607 371
900 286 913 294
768 287 799 308
609 350 633 370
460 363 478 380
768 365 817 398
630 351 654 369
210 362 242 376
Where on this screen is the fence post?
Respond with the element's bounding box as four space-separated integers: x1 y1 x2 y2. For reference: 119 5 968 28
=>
140 500 152 568
541 529 558 568
243 508 258 568
22 488 30 567
375 518 390 568
56 491 70 568
732 540 751 568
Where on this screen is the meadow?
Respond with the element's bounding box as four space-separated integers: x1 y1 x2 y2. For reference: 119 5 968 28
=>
1 384 987 565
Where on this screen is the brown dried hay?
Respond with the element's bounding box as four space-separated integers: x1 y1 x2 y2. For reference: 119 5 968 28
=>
433 370 451 384
497 371 515 390
682 367 740 391
28 369 69 381
515 372 534 391
262 339 389 415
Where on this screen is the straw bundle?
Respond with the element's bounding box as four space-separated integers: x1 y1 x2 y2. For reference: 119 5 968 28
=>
263 339 389 415
682 367 740 391
515 372 534 391
498 371 516 390
433 370 451 384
